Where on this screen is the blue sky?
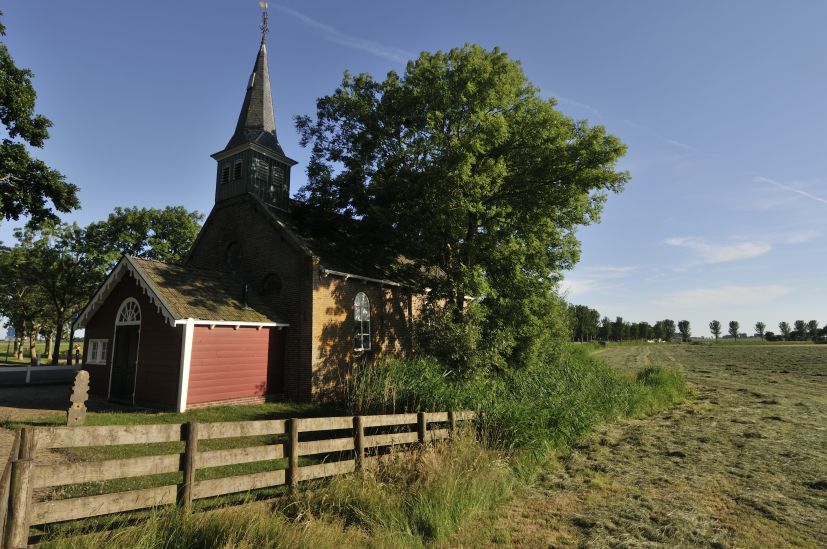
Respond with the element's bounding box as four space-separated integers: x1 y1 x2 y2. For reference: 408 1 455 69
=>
3 1 826 337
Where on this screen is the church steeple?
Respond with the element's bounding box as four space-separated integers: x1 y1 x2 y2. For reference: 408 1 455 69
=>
212 5 296 211
225 39 283 155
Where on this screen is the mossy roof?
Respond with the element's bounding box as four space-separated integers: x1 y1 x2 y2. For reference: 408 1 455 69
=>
131 257 286 324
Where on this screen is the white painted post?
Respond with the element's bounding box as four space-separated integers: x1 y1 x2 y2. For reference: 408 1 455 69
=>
176 319 195 413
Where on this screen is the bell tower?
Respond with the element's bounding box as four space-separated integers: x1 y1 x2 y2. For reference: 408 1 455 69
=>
212 4 296 210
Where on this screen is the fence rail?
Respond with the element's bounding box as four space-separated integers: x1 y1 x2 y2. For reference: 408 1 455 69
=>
0 409 474 548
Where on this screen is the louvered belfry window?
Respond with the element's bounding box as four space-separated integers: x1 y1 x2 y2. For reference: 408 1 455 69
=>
354 292 371 351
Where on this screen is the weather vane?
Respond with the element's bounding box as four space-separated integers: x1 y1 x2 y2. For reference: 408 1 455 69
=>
259 1 269 42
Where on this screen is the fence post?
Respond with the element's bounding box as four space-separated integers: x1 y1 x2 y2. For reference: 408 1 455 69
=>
353 416 365 472
417 412 427 444
0 431 21 548
287 418 299 495
179 422 198 510
447 410 456 439
4 428 36 549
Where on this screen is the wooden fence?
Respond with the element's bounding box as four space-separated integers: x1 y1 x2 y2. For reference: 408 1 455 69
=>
0 410 474 548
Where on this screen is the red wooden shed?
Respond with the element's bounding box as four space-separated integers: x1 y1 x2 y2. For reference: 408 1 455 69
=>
76 256 289 411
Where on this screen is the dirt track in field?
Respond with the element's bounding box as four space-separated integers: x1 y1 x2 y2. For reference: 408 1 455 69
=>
450 344 827 548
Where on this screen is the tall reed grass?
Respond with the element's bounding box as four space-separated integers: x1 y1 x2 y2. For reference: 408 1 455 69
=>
346 346 687 450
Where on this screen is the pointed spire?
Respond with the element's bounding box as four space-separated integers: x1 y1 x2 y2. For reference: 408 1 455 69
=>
225 38 284 154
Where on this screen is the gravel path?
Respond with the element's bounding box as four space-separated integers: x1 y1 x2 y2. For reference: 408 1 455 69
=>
450 344 827 548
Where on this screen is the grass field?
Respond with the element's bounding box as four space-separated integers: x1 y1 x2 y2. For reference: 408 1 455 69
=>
450 343 827 547
0 339 79 366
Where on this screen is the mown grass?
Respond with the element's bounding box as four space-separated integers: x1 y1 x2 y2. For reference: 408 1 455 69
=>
34 345 688 547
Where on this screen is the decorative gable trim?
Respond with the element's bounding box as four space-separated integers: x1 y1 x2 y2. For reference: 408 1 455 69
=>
76 256 180 329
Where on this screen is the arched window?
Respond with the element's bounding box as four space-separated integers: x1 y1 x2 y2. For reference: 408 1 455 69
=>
116 298 141 325
262 273 282 296
225 241 242 271
354 292 371 351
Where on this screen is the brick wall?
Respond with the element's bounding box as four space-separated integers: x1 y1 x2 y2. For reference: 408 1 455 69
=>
186 196 314 400
310 272 416 400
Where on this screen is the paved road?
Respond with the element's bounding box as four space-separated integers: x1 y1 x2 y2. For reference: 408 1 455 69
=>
0 366 79 386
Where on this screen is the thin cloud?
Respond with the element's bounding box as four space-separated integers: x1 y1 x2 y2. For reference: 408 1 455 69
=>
756 176 827 207
666 237 771 264
558 278 605 298
663 138 694 151
555 96 603 118
582 265 639 277
618 119 695 152
656 285 792 308
781 229 820 244
273 5 412 63
559 265 638 298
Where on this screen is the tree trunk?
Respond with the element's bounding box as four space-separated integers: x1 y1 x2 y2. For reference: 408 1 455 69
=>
28 329 38 365
44 331 53 359
13 336 20 359
51 315 64 365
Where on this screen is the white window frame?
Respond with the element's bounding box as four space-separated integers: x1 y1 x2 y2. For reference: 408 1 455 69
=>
354 292 371 351
87 339 108 365
116 297 142 325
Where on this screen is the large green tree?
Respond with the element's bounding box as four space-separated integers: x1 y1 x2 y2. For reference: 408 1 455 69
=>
13 222 99 364
83 206 204 272
778 321 791 340
754 321 766 340
0 243 49 362
0 12 79 225
568 304 600 342
296 44 627 370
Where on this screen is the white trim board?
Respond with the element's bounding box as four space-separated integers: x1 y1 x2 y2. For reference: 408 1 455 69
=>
176 318 195 413
173 319 289 328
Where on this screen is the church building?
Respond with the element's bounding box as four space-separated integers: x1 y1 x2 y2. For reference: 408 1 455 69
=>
76 30 417 411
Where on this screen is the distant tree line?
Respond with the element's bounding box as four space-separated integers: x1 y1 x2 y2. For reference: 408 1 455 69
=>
567 305 681 342
569 305 826 344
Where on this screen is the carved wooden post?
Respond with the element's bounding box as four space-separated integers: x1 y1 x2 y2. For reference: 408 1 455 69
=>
287 419 299 495
417 412 427 444
353 416 365 472
67 370 90 426
179 422 198 510
4 428 36 549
